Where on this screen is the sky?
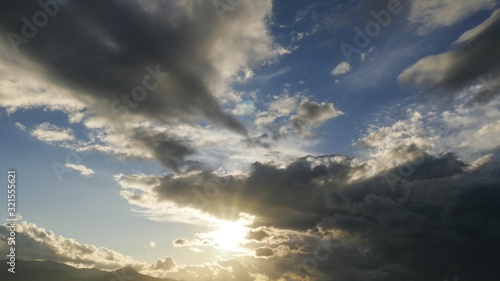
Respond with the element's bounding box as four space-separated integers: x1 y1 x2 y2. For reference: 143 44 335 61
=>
0 0 499 280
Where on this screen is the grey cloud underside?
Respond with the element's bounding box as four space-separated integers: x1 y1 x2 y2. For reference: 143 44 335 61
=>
399 9 500 100
309 172 500 280
138 151 500 280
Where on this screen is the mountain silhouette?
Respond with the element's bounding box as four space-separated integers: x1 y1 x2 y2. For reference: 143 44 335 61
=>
0 260 179 281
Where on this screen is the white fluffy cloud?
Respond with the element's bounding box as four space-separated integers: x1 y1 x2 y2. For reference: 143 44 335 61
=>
356 110 433 174
31 123 75 143
331 61 351 76
434 92 500 155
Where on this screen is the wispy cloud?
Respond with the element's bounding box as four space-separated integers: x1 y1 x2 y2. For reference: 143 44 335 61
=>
407 0 498 34
64 163 95 177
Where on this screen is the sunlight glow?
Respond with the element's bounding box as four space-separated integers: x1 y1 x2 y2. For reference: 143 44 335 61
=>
211 220 249 252
210 214 254 252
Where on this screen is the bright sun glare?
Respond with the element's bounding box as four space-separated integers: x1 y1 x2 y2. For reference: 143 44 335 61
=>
211 221 248 252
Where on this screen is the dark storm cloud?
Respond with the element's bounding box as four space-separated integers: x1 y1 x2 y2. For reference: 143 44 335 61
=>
0 0 246 133
240 155 498 281
306 165 500 281
145 157 360 229
119 150 500 280
399 9 500 100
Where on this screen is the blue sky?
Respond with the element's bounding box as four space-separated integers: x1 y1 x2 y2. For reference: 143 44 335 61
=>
1 0 500 280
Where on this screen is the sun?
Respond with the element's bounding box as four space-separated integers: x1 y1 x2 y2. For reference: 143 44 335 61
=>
211 220 248 252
